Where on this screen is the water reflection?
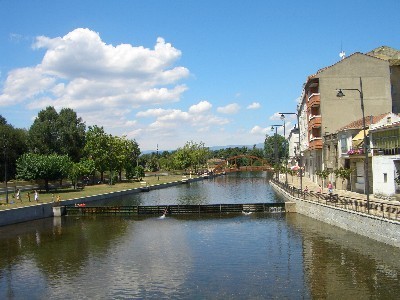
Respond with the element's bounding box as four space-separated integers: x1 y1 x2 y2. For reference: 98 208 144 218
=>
287 213 400 299
0 172 399 298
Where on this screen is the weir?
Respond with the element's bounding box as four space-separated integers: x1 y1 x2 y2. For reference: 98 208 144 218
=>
63 203 286 216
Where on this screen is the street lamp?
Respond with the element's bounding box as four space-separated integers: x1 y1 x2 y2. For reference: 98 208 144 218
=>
270 124 283 179
336 77 369 213
279 112 302 192
2 135 8 204
280 114 288 184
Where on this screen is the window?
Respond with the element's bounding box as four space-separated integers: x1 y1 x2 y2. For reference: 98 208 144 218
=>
384 173 387 183
341 135 347 153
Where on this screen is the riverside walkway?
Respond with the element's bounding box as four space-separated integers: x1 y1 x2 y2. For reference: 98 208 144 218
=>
274 174 400 221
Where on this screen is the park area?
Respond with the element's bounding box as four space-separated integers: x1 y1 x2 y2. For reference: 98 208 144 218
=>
0 173 187 210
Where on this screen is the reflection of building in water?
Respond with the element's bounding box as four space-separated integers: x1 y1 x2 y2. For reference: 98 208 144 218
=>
290 214 400 299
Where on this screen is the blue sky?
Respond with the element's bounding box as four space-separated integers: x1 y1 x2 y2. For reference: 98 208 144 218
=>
1 0 399 151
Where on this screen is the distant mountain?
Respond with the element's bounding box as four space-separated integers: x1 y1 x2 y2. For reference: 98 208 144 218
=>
142 143 264 154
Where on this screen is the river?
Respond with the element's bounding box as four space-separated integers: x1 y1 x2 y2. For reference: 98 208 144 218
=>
0 172 400 299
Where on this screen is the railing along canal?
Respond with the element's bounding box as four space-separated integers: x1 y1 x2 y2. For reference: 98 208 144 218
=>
272 178 400 221
65 203 285 216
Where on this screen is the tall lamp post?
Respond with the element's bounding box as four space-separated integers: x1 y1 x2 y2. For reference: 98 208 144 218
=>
280 114 288 185
279 112 302 192
2 135 8 204
337 77 369 213
270 124 283 179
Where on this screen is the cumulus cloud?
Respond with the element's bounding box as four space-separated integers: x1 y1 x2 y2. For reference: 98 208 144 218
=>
0 28 189 128
247 102 261 110
188 100 212 114
134 100 230 148
250 125 268 135
217 103 240 114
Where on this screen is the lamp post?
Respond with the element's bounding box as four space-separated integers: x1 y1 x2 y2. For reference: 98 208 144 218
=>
270 124 283 179
2 135 8 204
337 77 369 213
279 112 302 192
280 114 288 185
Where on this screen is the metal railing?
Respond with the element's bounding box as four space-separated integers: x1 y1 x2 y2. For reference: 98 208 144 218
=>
272 178 400 221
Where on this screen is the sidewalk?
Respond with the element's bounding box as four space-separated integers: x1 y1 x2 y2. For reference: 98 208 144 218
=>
278 173 398 203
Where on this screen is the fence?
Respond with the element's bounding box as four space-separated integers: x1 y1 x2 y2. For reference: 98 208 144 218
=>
272 178 400 221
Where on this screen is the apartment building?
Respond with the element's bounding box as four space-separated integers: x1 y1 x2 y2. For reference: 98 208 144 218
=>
298 51 392 186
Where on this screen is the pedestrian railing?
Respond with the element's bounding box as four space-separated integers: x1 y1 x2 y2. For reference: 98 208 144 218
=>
272 178 400 221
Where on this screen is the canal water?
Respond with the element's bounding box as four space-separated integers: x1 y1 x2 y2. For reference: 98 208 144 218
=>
1 172 400 299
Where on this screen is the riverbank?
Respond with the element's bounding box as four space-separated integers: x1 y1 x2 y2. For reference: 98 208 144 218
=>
0 174 205 226
270 179 400 248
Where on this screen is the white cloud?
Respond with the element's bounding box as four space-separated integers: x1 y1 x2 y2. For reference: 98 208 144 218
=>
250 125 268 135
188 100 212 114
247 102 261 110
217 103 240 114
0 28 189 127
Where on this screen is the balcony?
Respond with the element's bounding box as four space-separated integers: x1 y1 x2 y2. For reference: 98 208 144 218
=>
308 115 321 128
308 93 320 108
309 137 323 150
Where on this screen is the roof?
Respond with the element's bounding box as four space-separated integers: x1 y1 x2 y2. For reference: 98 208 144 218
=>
306 51 388 82
369 120 400 133
337 112 391 132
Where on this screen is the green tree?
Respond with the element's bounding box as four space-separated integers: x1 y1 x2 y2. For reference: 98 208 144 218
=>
172 141 210 172
16 153 71 191
57 108 86 161
27 106 86 161
264 134 288 165
0 116 28 181
69 159 96 189
84 126 110 182
334 167 353 190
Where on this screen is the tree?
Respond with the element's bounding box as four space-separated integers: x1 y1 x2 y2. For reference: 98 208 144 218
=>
16 153 71 191
0 116 28 181
264 134 288 165
172 141 210 172
334 167 353 190
316 169 331 189
84 126 110 182
57 108 86 162
28 106 60 154
69 159 96 189
27 106 86 161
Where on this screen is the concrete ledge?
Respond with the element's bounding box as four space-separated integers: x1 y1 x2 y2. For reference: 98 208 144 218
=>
271 181 400 248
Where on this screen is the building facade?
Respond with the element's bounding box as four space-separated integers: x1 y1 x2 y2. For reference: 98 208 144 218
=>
297 52 392 188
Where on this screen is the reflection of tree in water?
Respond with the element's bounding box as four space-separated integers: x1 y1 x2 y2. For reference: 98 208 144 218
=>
0 216 130 281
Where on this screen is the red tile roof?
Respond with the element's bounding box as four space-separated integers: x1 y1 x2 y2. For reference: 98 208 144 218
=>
337 112 391 132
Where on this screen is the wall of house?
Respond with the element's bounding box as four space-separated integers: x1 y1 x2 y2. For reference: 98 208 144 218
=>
318 53 391 135
372 155 399 196
391 65 400 113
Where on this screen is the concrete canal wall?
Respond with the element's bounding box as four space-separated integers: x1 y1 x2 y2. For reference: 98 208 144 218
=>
0 178 205 227
271 181 400 248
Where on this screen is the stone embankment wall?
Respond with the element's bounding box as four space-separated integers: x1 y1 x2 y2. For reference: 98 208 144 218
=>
271 181 400 248
0 178 205 227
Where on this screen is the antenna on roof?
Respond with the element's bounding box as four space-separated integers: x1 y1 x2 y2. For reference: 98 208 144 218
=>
339 42 346 60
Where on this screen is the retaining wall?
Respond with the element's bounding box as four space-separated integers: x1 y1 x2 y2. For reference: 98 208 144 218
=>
271 181 400 248
0 178 202 227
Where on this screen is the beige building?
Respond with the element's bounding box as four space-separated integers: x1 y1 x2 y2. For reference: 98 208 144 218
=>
367 46 400 113
298 50 393 187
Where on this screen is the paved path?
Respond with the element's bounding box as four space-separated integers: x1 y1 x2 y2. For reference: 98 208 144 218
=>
279 173 399 203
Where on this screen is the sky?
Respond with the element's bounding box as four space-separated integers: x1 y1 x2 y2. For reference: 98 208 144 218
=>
0 0 399 151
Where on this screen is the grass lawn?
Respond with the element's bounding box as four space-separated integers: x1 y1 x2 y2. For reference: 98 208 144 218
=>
0 174 191 210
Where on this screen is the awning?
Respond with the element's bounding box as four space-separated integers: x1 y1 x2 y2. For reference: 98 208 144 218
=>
352 129 369 148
